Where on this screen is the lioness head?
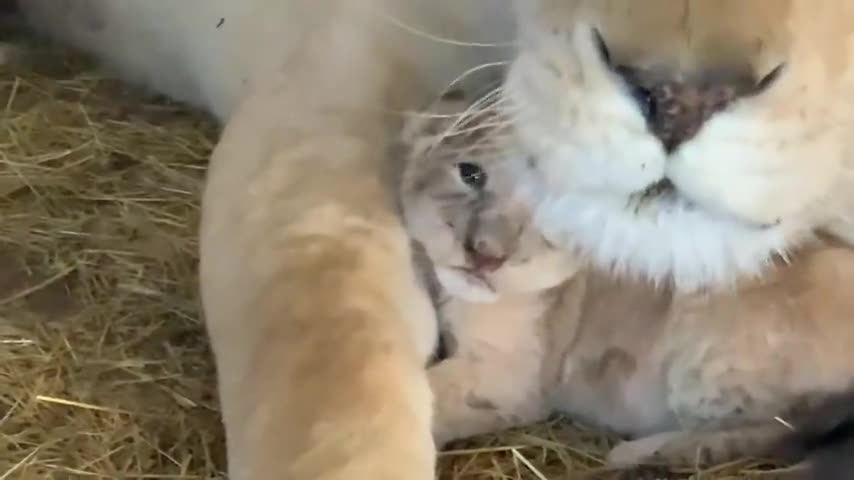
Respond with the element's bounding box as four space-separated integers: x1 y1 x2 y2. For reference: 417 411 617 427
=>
399 89 581 303
495 0 854 290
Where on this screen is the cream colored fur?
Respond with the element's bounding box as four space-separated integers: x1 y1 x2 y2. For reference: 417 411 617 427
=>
19 1 514 479
429 242 854 468
405 97 854 467
399 92 582 304
509 1 854 290
17 0 854 478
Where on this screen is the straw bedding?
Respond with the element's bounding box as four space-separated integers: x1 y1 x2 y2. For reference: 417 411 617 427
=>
0 36 793 479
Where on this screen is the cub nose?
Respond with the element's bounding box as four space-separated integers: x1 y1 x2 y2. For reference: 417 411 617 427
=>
464 237 507 272
616 66 772 153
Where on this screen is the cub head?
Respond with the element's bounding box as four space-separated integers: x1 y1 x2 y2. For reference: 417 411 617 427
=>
400 90 581 303
499 0 854 290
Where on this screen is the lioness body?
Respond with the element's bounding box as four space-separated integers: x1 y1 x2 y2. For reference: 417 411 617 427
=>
20 1 513 120
20 1 513 479
18 1 854 478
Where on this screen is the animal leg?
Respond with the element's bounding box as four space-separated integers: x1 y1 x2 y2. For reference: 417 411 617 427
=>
429 353 549 447
606 423 791 468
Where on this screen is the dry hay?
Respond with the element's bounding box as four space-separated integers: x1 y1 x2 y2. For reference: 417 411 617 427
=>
0 40 221 479
0 38 796 480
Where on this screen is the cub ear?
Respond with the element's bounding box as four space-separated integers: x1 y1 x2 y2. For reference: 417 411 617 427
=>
399 110 435 151
399 91 471 158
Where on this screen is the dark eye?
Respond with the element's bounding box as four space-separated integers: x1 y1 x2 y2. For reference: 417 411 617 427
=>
593 29 612 66
629 84 656 121
457 162 487 189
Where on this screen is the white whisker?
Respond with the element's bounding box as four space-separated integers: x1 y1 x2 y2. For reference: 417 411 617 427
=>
374 11 517 48
436 143 509 158
436 86 505 138
442 120 514 138
431 62 510 103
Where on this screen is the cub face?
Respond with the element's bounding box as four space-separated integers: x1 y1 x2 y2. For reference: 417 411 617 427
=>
400 91 581 303
501 0 854 290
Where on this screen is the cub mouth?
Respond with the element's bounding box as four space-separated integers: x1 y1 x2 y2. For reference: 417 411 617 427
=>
452 266 495 292
434 265 500 303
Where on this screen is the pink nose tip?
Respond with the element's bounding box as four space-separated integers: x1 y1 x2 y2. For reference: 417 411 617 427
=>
465 242 507 272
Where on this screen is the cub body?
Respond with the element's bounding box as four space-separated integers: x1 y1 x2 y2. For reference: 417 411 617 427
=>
404 92 854 470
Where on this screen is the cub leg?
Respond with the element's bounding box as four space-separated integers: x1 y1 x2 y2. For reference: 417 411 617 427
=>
607 343 800 469
606 423 792 467
429 351 549 447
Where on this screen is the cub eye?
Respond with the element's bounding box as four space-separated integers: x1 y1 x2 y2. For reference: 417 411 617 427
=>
457 162 487 189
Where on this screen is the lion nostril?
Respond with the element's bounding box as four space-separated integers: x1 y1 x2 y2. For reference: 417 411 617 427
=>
628 83 657 122
615 65 660 123
614 64 759 153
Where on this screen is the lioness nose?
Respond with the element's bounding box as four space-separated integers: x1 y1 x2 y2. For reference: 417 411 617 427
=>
464 237 507 272
616 66 761 153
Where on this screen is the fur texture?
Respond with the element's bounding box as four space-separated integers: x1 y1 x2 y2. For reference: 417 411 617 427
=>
16 1 854 478
405 93 854 470
505 1 854 291
399 89 582 304
773 390 854 480
17 1 514 479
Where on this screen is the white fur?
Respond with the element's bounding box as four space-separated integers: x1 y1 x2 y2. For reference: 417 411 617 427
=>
501 19 854 291
534 192 815 291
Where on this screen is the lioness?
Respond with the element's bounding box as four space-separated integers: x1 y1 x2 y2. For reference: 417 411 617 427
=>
18 1 854 479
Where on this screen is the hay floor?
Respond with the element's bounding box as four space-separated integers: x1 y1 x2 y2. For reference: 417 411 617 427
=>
0 41 795 480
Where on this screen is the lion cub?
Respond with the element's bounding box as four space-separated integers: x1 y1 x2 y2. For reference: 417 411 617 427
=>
401 90 854 473
398 88 584 443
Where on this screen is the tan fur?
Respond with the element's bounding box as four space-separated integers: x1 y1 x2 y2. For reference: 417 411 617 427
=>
508 0 854 289
19 1 514 478
409 94 854 468
17 0 854 477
